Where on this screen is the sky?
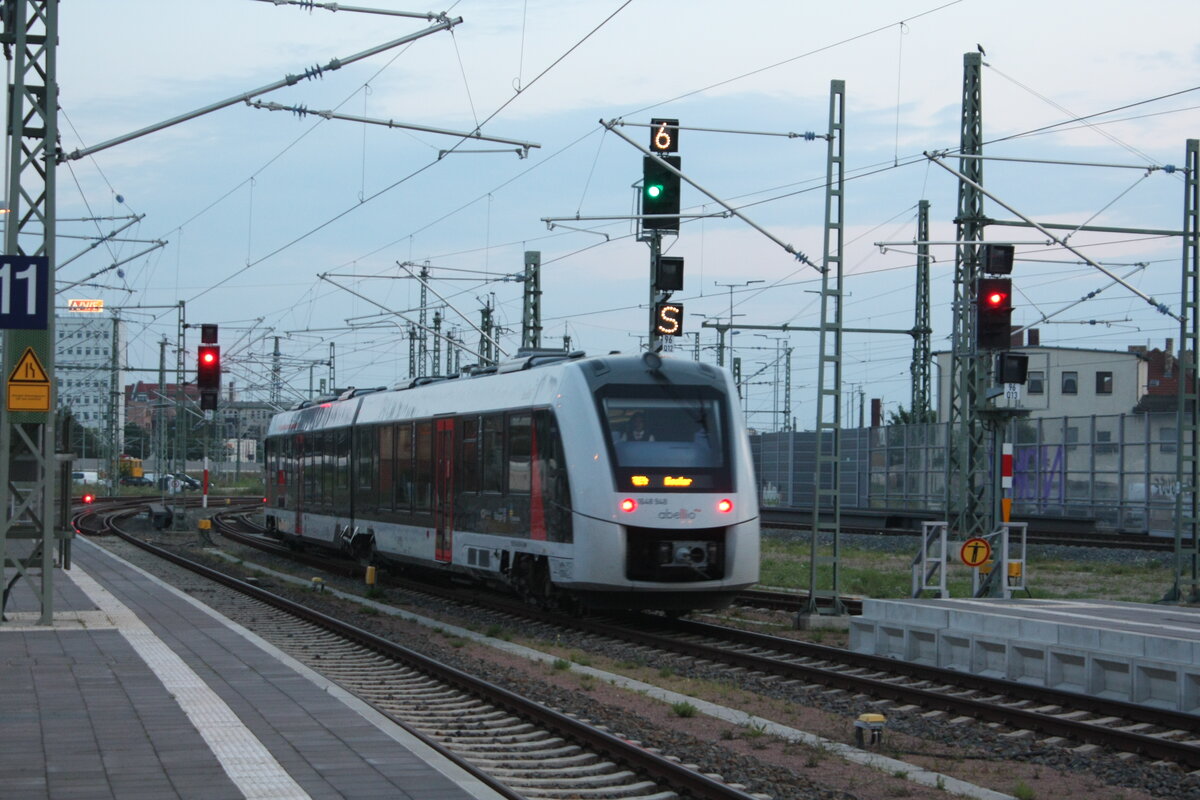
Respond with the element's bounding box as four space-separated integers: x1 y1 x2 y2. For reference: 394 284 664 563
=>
38 0 1200 430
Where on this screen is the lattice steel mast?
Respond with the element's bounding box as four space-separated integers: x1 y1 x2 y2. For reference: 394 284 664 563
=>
0 0 60 623
1170 138 1200 603
803 80 846 618
946 52 992 541
911 199 932 418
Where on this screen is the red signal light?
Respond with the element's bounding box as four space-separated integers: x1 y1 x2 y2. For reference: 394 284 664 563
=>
984 289 1008 307
620 498 637 513
82 493 95 504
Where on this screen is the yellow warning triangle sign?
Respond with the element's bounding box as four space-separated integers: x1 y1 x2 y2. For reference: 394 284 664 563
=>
9 347 49 384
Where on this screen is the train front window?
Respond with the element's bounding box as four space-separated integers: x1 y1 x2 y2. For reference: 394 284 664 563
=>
600 388 731 491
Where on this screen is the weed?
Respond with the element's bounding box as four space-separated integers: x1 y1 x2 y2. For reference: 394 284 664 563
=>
578 675 595 691
365 587 384 600
670 701 698 718
658 666 675 679
892 770 908 779
448 638 466 648
571 651 593 667
1012 781 1035 800
741 721 768 739
552 658 571 671
719 729 735 741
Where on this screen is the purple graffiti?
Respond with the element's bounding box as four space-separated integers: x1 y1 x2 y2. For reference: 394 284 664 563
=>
1012 445 1064 512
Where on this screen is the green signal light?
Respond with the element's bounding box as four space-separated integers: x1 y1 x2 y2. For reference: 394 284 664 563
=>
646 184 664 199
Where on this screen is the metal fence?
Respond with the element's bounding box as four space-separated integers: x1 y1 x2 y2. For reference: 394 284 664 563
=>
750 411 1180 534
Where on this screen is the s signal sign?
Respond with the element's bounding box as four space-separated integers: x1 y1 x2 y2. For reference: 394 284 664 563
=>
654 302 683 336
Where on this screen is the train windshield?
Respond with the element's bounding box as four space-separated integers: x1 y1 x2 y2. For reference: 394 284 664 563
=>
599 386 732 491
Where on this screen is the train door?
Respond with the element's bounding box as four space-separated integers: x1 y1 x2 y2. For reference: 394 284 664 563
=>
434 418 454 563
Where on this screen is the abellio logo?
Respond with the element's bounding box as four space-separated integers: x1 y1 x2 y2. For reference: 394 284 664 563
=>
658 508 701 520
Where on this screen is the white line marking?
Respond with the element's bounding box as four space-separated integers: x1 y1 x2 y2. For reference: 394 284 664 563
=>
70 564 312 800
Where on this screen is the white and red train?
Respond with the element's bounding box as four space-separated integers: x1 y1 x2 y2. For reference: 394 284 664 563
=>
263 350 760 611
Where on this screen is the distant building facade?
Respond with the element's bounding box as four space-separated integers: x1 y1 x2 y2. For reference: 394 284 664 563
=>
934 332 1181 421
56 312 124 433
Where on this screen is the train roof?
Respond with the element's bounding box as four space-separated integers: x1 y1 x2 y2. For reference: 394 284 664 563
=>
266 349 730 436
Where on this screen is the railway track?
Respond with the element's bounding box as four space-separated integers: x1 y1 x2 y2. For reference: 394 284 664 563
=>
200 505 1200 772
75 496 1200 798
80 502 771 800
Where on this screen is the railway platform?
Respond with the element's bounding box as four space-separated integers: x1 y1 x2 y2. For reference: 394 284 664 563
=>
0 536 506 800
850 597 1200 714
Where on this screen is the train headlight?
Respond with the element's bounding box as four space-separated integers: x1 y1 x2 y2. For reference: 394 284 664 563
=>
717 498 733 513
620 498 637 513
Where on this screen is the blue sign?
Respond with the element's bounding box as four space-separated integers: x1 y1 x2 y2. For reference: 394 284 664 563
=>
0 256 50 330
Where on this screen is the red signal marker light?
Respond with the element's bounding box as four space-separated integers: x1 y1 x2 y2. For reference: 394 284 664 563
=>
717 498 734 513
82 493 95 504
620 498 637 513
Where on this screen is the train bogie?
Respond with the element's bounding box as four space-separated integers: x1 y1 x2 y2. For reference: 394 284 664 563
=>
264 351 760 612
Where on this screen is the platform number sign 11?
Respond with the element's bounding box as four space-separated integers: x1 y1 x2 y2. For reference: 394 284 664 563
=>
0 256 50 330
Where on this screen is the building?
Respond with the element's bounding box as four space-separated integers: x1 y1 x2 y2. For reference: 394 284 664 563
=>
56 312 124 432
124 381 201 429
934 331 1167 422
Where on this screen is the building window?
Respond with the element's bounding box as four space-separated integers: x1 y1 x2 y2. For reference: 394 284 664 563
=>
1096 371 1113 394
1061 371 1078 395
1162 426 1178 454
1028 371 1045 394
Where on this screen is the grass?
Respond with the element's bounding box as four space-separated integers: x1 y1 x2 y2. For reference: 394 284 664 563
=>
758 535 1172 602
670 700 698 717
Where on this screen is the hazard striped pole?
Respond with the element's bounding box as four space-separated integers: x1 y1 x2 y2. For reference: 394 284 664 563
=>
1000 442 1013 522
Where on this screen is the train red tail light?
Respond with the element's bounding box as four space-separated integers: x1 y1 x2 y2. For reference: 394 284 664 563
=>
620 498 637 513
82 493 95 504
717 498 733 513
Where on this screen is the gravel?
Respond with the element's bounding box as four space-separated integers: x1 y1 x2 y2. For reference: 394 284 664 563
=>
90 526 1200 800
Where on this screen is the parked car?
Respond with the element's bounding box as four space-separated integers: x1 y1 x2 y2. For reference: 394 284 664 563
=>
158 473 201 491
72 470 99 485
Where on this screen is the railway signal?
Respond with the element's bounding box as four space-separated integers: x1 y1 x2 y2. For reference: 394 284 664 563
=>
198 322 220 410
643 118 681 232
975 277 1012 350
654 256 684 291
654 302 684 336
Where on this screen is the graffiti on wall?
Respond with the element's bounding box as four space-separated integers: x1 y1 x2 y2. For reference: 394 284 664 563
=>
1012 445 1063 512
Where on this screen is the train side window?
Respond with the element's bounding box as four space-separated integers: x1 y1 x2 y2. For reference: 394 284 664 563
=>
306 432 323 508
355 426 376 513
378 424 394 511
414 420 433 511
396 423 413 512
481 414 504 493
508 412 532 493
458 417 480 493
333 428 352 509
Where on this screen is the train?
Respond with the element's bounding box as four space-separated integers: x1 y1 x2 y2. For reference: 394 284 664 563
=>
263 349 761 612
